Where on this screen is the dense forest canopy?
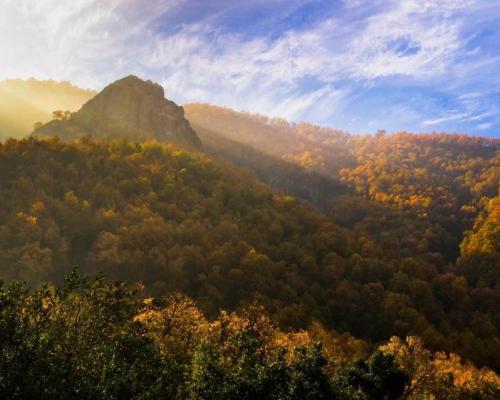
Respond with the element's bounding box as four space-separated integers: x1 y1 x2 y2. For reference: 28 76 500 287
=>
186 104 499 262
183 104 500 373
0 137 498 373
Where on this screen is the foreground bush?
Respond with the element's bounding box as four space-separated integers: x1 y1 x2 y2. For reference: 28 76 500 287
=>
0 272 498 399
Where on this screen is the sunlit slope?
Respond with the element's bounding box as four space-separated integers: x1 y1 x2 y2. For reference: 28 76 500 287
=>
0 78 95 139
184 102 354 174
185 103 499 262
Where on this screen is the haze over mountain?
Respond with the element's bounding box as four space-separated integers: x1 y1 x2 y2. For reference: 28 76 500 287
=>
0 79 95 140
186 102 499 259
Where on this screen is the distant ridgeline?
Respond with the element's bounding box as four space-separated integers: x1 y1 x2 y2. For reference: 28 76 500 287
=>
33 76 201 149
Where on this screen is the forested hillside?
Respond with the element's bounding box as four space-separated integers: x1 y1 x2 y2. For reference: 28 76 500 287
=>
184 104 500 372
0 137 498 372
185 104 499 263
3 0 500 395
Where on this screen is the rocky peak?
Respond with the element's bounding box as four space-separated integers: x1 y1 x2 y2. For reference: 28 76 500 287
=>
34 76 201 148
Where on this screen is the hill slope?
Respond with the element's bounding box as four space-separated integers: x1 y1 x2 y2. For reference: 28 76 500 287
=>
0 80 498 370
185 103 499 263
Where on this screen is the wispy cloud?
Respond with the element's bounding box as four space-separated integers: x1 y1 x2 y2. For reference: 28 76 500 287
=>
477 122 492 130
423 111 470 126
0 0 498 136
0 0 182 86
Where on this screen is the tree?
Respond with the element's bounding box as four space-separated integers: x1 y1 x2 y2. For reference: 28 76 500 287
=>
52 110 72 121
333 351 408 400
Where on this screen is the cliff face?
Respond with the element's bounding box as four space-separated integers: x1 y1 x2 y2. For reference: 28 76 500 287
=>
34 75 201 148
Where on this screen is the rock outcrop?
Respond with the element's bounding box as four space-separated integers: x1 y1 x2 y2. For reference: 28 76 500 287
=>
34 75 201 148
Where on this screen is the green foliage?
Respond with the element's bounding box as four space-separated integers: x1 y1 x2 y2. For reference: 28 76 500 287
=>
0 273 168 399
333 351 408 400
1 273 497 399
288 343 333 400
0 273 337 399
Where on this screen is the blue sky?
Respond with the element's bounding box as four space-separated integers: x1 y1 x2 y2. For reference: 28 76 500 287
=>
0 0 499 137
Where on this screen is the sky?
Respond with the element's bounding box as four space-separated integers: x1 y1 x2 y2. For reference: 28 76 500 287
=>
0 0 499 137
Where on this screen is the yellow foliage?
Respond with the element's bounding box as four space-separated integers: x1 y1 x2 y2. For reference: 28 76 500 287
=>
64 191 79 205
31 201 45 212
135 293 207 356
381 336 500 399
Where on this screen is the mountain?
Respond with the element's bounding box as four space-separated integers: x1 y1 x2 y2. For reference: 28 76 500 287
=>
0 78 95 140
193 124 349 210
0 79 499 373
0 95 47 140
184 103 354 174
34 76 201 148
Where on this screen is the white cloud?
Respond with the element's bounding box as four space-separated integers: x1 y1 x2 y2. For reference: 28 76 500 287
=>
423 111 469 126
477 122 492 130
0 0 498 134
0 0 181 87
142 0 472 123
0 1 469 88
